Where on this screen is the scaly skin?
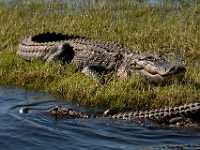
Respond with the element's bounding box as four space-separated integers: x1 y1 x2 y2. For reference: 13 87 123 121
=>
17 32 186 83
107 103 200 121
19 103 200 127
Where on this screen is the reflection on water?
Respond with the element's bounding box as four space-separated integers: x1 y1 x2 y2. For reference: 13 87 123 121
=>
0 86 200 150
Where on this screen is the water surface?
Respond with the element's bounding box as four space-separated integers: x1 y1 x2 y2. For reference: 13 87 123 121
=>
0 86 200 150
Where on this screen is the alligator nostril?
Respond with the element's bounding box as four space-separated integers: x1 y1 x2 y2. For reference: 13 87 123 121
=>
168 66 176 73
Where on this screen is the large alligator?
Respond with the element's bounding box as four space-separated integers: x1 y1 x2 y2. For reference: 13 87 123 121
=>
17 32 186 83
19 102 200 128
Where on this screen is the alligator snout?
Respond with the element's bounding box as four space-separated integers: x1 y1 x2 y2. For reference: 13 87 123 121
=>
134 54 186 83
141 65 186 83
164 65 186 76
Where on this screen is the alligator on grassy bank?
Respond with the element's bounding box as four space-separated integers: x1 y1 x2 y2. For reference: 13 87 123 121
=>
19 103 200 128
17 32 186 83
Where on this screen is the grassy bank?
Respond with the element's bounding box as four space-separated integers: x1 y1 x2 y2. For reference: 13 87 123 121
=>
0 0 200 111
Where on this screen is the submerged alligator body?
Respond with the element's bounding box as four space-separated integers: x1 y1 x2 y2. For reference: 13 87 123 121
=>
17 32 186 83
20 103 200 128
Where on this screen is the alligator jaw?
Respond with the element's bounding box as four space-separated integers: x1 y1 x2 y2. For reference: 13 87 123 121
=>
129 54 186 83
140 65 186 83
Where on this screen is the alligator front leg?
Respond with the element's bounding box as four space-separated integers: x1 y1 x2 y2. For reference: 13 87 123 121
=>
81 66 105 84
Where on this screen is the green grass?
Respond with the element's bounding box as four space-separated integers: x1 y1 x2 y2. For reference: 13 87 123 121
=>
0 0 200 111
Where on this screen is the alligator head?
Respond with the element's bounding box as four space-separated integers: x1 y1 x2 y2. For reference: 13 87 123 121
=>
48 106 89 118
117 53 186 83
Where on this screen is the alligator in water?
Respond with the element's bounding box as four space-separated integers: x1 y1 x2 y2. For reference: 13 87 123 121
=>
19 103 200 128
17 32 186 83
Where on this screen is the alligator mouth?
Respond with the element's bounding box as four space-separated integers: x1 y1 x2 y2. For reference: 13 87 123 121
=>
161 65 186 76
141 65 186 83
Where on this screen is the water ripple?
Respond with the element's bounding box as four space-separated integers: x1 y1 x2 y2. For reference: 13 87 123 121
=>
0 86 200 150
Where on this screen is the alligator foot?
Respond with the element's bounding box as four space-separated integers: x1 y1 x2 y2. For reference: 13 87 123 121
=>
81 66 105 84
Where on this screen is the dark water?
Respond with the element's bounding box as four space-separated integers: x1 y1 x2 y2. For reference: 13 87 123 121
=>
0 86 200 150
